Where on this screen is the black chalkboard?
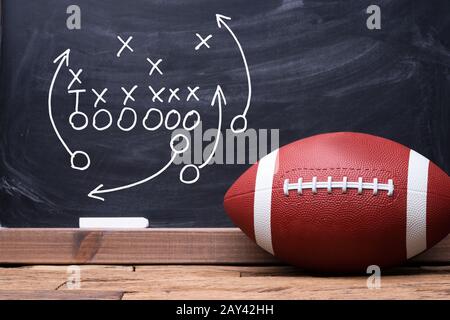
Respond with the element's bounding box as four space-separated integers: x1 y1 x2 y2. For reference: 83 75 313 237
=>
0 0 449 227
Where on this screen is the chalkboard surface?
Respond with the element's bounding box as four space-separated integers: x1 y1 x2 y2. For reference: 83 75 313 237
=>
0 0 449 227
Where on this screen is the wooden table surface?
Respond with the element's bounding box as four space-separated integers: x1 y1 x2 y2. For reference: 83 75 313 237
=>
0 265 449 300
0 229 449 300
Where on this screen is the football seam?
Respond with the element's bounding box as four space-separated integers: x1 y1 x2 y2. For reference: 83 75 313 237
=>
224 186 447 201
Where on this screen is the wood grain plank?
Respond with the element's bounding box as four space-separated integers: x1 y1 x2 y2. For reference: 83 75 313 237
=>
0 266 134 290
122 275 450 300
0 229 448 265
124 266 450 300
1 265 448 300
0 290 123 300
72 265 450 300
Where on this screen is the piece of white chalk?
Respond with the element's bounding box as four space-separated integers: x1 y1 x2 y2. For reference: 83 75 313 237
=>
79 217 149 229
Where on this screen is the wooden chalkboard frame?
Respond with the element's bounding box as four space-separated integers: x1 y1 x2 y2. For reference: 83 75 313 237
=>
0 228 448 265
0 2 448 266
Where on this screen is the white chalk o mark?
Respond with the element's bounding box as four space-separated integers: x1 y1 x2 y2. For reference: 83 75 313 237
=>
117 107 137 132
230 114 247 133
170 133 190 154
71 151 91 171
165 109 181 130
143 108 164 131
69 111 89 130
182 110 201 131
93 109 113 131
180 164 200 184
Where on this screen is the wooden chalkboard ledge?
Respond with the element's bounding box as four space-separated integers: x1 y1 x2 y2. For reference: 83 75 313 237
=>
0 228 448 265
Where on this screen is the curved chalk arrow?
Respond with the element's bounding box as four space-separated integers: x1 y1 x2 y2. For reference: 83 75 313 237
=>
49 49 91 171
216 14 251 133
88 152 177 201
48 49 73 156
199 85 226 169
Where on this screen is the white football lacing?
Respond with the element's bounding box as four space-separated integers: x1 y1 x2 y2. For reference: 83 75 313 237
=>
283 176 394 196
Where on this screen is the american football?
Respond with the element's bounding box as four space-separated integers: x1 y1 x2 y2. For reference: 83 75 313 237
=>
1 0 450 301
224 132 450 272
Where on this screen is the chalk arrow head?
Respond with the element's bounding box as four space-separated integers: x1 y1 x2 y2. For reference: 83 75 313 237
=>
211 85 227 107
216 14 231 28
88 184 105 201
53 49 71 66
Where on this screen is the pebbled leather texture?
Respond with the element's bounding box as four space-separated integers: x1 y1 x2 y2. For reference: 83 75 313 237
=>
224 132 450 273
